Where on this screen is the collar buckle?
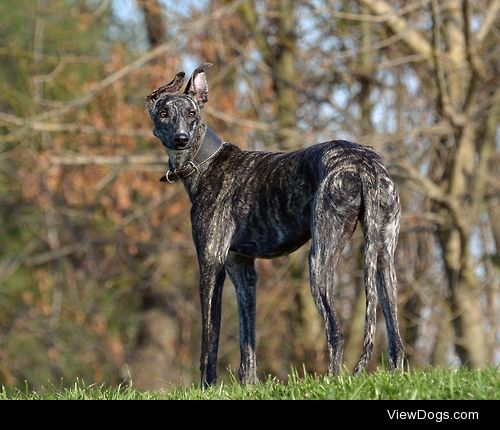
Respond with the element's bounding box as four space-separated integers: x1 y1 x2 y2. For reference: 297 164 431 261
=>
161 160 199 183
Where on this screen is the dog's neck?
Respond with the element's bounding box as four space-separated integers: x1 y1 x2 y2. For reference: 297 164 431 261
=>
162 124 224 184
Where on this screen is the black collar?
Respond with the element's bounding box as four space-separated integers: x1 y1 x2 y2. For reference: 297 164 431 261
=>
160 127 224 183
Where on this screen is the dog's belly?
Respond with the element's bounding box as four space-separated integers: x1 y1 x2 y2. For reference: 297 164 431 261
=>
230 207 312 258
230 229 311 258
230 227 311 258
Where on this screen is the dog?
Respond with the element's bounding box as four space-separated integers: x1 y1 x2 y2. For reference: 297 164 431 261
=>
146 64 404 386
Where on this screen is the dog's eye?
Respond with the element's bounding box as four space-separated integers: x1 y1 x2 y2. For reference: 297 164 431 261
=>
188 110 196 118
159 111 168 118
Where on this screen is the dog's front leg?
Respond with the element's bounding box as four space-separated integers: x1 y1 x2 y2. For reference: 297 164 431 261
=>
226 253 258 384
198 258 226 387
192 197 235 386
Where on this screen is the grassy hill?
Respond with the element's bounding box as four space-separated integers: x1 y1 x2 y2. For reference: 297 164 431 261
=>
1 367 498 400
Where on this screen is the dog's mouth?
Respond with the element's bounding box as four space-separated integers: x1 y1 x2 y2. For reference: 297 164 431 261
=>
162 140 191 151
174 141 190 149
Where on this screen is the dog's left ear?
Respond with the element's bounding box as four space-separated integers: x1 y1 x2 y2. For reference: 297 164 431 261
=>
184 63 212 108
146 71 185 111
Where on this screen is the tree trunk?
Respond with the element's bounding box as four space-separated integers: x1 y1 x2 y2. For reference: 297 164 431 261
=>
127 288 179 390
128 1 178 389
273 0 299 149
436 123 488 367
432 1 488 367
431 300 453 366
345 7 374 369
137 0 166 47
438 226 488 367
240 0 299 149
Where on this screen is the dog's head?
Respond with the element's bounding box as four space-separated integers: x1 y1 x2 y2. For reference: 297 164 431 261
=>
146 64 211 151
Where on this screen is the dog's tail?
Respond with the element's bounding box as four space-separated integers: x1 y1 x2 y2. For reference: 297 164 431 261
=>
354 165 380 373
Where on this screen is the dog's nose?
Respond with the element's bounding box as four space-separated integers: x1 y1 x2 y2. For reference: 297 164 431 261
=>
173 133 189 147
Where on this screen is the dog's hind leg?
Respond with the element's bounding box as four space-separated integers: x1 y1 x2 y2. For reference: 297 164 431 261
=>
376 189 404 370
309 177 360 376
226 253 258 384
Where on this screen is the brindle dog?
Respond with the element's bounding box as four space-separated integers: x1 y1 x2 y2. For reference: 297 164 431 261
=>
146 64 404 386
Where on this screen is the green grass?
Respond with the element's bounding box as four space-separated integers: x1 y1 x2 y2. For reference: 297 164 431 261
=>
1 367 498 400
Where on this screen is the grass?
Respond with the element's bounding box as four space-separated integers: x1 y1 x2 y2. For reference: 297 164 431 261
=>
1 367 498 400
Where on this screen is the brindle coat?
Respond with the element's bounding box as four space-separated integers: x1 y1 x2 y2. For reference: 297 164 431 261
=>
146 64 404 386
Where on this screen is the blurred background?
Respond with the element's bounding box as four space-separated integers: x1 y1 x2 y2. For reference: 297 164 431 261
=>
0 0 498 390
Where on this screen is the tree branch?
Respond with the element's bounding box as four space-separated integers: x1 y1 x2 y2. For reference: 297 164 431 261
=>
360 0 433 58
51 153 165 168
395 159 470 237
476 0 500 43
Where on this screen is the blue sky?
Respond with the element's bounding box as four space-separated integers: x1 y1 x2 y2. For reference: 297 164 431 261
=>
111 0 205 23
111 0 205 71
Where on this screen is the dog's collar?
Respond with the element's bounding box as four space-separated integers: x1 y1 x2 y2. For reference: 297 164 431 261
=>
160 127 225 183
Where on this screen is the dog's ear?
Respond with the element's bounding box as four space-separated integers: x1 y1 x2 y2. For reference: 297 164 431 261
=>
145 71 185 111
184 63 212 108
